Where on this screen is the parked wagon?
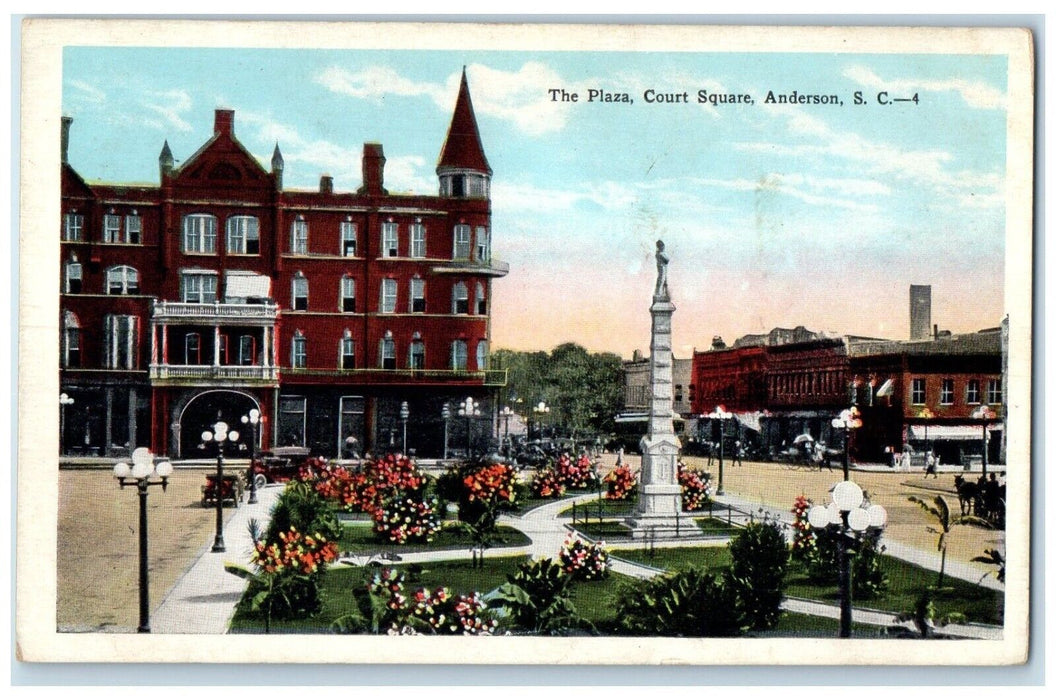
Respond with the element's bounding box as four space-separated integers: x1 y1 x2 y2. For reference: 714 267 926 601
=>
201 474 244 508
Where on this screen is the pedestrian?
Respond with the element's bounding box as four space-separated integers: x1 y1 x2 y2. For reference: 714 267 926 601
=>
616 447 624 467
925 450 937 478
706 441 714 466
343 434 360 459
735 440 743 466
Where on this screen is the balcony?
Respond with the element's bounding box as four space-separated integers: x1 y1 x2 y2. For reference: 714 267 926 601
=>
430 258 510 278
149 363 280 386
151 300 279 324
282 367 507 387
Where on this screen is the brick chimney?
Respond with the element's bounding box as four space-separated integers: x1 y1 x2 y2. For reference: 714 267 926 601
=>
214 109 235 137
361 143 386 195
320 175 333 194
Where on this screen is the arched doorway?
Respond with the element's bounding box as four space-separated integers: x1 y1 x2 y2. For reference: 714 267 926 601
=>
177 390 260 458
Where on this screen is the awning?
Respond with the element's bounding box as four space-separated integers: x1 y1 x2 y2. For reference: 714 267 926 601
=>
615 413 650 424
225 271 271 302
734 411 764 432
907 425 986 441
875 379 894 397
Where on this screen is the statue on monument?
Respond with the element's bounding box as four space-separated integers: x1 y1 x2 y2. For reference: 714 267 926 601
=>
654 239 669 298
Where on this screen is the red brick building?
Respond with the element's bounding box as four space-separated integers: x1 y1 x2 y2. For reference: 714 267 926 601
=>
60 71 507 459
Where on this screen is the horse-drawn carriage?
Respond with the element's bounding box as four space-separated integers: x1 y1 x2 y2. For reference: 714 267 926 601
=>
201 473 244 508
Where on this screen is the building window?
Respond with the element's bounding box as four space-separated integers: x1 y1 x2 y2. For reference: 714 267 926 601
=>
987 379 1003 405
184 333 201 364
64 260 82 294
475 226 489 262
339 396 365 454
940 378 954 405
291 333 307 368
181 272 217 303
453 224 471 260
291 275 308 311
910 377 926 405
475 282 487 315
239 335 257 366
290 218 308 255
452 282 469 314
125 214 142 244
63 213 84 241
476 339 488 370
380 278 397 314
966 379 981 404
341 276 356 312
410 278 426 313
380 336 396 370
451 340 468 371
218 333 230 365
675 385 684 403
340 335 356 370
382 222 399 257
467 174 488 198
106 265 139 295
103 214 122 243
104 314 138 369
279 396 307 447
410 222 426 258
409 339 425 370
341 221 357 257
63 312 80 367
226 216 260 254
182 214 218 253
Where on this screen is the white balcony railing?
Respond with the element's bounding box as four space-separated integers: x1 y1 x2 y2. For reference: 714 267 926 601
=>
151 300 279 322
149 364 280 383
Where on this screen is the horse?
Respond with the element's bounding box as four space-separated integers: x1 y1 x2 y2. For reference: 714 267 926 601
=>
953 474 980 516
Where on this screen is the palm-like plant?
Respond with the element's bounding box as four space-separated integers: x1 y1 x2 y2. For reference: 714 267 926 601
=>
972 548 1006 583
907 495 992 588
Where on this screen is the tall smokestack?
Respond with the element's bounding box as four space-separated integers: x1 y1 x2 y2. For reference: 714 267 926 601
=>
910 285 932 341
61 116 72 164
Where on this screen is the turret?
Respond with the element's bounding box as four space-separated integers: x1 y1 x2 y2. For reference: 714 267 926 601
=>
436 67 491 199
271 143 284 190
159 140 174 179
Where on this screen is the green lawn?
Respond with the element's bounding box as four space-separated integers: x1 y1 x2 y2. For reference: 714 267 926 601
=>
338 522 531 554
613 545 732 571
764 612 884 638
559 498 635 518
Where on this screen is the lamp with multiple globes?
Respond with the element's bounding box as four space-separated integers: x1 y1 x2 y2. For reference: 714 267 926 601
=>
202 421 240 553
400 401 410 455
459 397 481 459
113 447 173 633
707 405 732 495
807 480 888 638
241 408 261 504
500 406 515 461
831 406 863 480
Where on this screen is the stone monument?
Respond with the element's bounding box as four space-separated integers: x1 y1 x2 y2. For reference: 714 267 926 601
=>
626 240 690 537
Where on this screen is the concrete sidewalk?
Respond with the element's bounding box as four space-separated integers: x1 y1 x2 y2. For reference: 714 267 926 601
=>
151 485 283 634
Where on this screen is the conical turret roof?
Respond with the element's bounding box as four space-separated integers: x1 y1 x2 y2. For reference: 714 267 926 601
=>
437 68 491 175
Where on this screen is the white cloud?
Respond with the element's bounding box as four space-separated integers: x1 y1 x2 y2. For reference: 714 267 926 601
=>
315 65 445 103
140 89 193 133
68 79 106 105
843 65 1006 110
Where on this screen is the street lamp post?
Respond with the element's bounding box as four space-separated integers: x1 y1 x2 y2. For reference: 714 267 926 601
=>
241 408 261 505
59 392 75 456
441 403 451 459
971 405 997 477
533 401 550 442
707 405 732 495
459 397 481 460
807 481 888 638
400 401 410 455
917 407 935 456
831 407 863 481
501 406 514 461
202 421 240 553
113 448 173 633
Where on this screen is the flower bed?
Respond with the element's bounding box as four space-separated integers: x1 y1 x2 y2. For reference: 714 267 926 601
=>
463 463 517 508
678 462 713 512
369 567 496 635
374 495 441 544
305 454 427 517
602 464 638 500
252 525 339 576
790 494 816 559
555 453 599 490
530 467 566 499
559 536 610 581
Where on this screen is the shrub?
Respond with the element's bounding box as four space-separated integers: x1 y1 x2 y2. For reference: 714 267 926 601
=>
300 453 428 517
530 467 566 499
615 567 744 637
265 481 341 546
804 527 888 599
559 536 609 581
790 494 816 561
727 519 789 630
373 495 441 544
554 453 599 490
678 463 713 511
491 558 585 634
603 465 638 501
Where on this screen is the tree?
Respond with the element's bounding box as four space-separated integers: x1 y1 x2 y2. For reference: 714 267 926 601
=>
727 520 789 630
907 495 991 588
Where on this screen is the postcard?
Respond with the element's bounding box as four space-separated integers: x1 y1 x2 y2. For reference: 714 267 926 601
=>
17 20 1033 666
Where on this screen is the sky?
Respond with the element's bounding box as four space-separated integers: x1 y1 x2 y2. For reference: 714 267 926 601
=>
61 47 1010 359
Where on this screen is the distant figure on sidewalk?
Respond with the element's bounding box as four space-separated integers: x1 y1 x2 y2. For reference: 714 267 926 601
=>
706 442 715 466
734 440 743 466
925 450 937 478
615 447 624 467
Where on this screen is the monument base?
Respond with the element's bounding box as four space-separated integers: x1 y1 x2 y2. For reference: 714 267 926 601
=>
625 484 696 539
